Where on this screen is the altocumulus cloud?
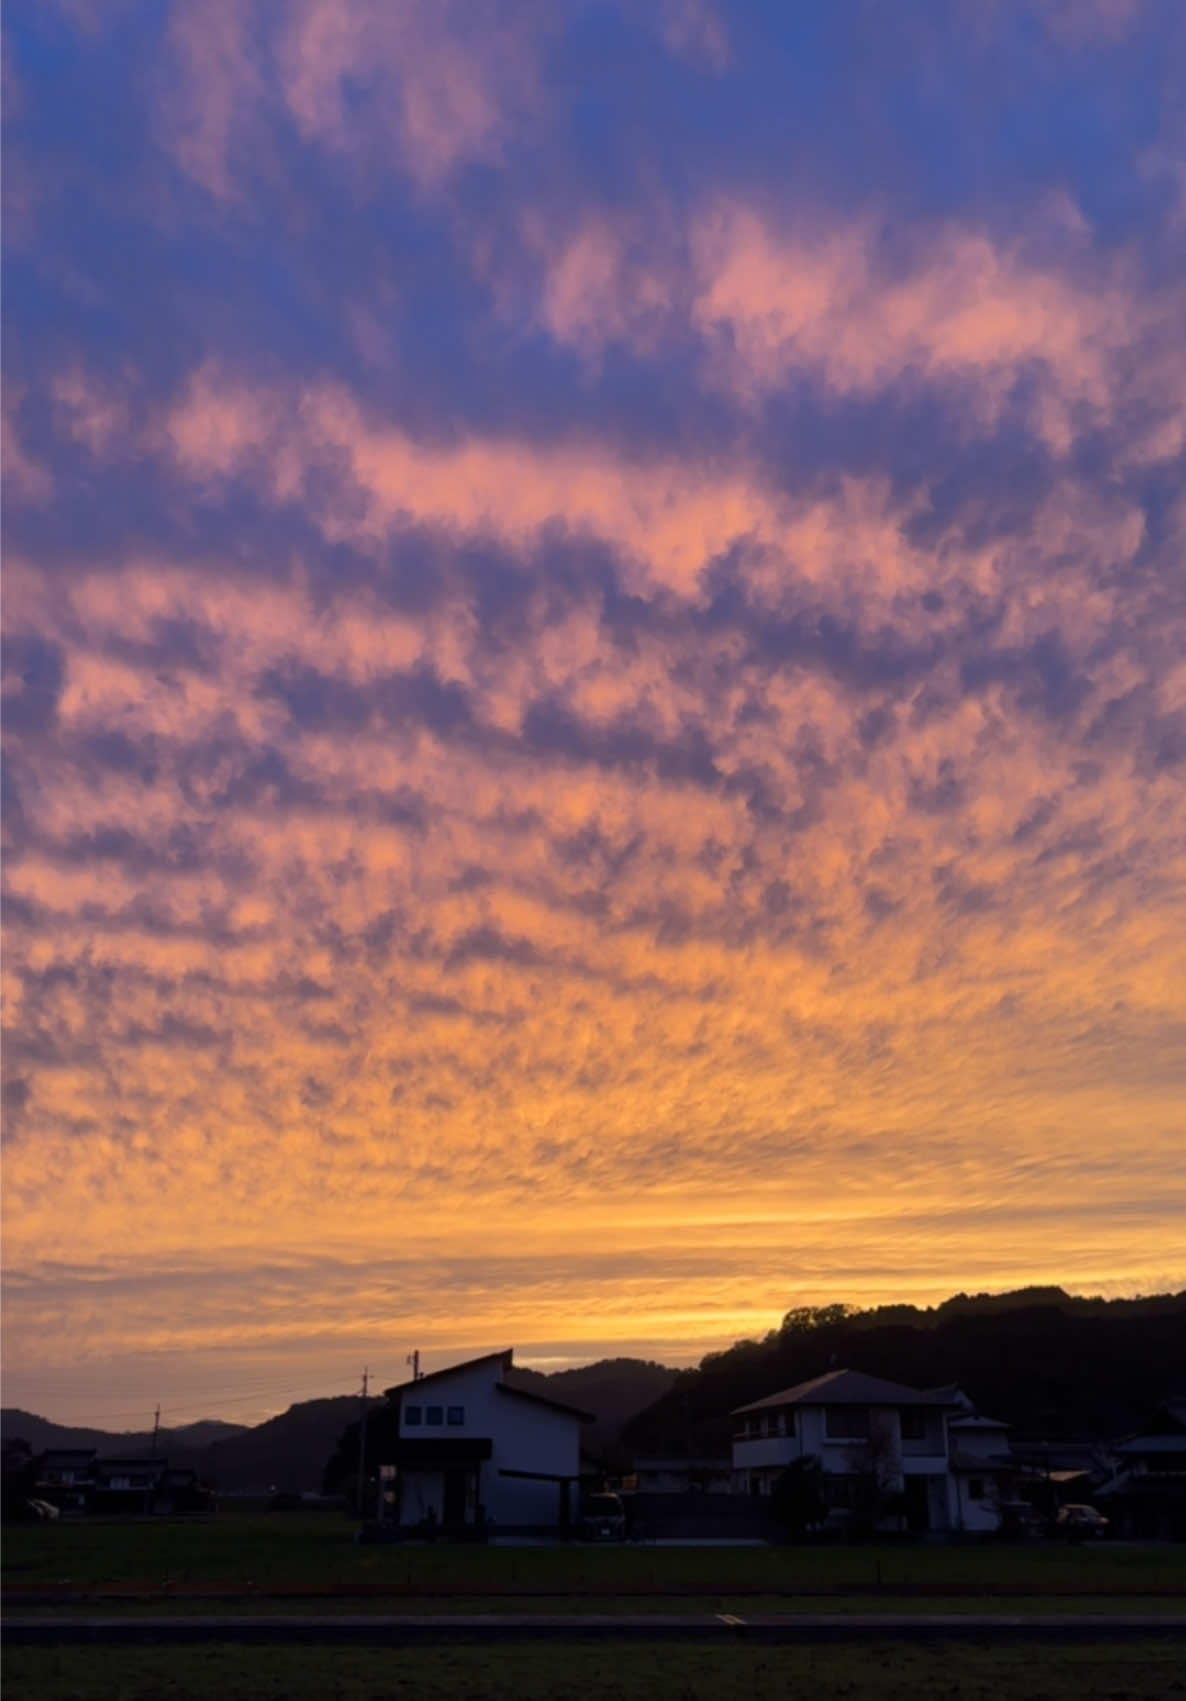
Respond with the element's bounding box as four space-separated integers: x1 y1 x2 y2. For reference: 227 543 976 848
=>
2 0 1185 1421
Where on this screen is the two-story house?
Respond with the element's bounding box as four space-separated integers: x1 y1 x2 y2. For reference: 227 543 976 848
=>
731 1368 962 1531
945 1408 1017 1532
382 1349 593 1535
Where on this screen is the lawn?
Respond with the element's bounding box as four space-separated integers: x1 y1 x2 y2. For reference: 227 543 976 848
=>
4 1513 1185 1601
6 1636 1186 1701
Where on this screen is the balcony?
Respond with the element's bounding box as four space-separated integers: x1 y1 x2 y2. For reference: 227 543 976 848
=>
733 1436 799 1470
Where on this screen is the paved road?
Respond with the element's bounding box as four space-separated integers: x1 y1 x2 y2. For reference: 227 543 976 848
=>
6 1613 1186 1645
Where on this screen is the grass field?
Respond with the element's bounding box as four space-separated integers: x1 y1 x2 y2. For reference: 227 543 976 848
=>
6 1514 1186 1601
6 1636 1186 1701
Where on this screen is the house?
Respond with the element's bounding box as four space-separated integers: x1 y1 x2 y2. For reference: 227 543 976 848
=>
381 1349 593 1535
732 1369 969 1532
946 1410 1018 1533
1098 1397 1186 1540
90 1456 169 1514
36 1449 97 1514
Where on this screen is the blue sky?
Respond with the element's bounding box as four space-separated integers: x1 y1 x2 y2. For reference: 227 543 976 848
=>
3 0 1185 1425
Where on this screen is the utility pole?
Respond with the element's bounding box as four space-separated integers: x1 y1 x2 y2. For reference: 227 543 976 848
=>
151 1404 161 1456
406 1350 421 1381
356 1368 369 1517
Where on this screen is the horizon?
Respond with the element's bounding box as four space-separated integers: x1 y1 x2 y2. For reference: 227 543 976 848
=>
7 1278 1182 1432
4 3 1185 1425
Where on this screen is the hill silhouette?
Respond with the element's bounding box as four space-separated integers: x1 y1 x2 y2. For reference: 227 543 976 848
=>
622 1287 1186 1458
0 1412 248 1458
4 1358 677 1494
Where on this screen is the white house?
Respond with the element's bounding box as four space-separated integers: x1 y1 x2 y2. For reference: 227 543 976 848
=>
732 1368 967 1532
946 1409 1017 1533
382 1349 593 1534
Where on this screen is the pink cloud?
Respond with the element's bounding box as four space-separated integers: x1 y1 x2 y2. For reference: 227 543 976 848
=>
161 0 266 201
1 392 53 506
658 0 731 73
164 362 960 607
159 0 550 199
515 197 1185 459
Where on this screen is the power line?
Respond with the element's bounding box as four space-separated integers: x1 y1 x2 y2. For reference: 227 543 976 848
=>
5 1378 365 1427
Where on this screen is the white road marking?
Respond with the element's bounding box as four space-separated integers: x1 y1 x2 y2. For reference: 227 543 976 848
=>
715 1612 746 1625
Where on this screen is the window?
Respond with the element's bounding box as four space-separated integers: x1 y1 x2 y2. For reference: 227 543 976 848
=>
447 1405 464 1426
426 1405 444 1426
404 1405 422 1426
825 1405 869 1438
968 1478 985 1501
900 1409 928 1441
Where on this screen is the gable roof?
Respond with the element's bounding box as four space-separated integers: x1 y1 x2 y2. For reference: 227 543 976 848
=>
384 1350 513 1400
733 1368 962 1416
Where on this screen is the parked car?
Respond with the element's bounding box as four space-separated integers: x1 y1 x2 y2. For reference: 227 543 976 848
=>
24 1498 61 1521
1055 1503 1108 1538
577 1492 627 1542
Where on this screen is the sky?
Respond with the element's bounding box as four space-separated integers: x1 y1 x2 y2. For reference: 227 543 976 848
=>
3 0 1185 1430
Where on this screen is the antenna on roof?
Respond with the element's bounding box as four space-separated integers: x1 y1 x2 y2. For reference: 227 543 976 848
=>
406 1350 421 1381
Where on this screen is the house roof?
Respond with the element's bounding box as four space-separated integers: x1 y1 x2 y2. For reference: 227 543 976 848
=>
383 1348 593 1422
948 1413 1011 1431
733 1368 962 1416
41 1449 97 1465
384 1349 514 1400
1115 1434 1186 1455
494 1382 594 1424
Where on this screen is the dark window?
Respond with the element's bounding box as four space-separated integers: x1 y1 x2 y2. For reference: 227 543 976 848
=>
447 1405 464 1426
825 1406 869 1438
968 1478 985 1501
405 1406 422 1426
900 1409 928 1441
426 1406 444 1426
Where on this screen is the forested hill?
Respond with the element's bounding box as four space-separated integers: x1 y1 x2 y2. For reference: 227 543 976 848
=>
6 1359 677 1493
621 1288 1186 1458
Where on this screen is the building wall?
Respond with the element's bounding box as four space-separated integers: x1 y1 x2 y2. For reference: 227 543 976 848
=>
487 1389 581 1526
953 1471 1000 1532
398 1360 505 1440
732 1402 957 1530
395 1361 581 1528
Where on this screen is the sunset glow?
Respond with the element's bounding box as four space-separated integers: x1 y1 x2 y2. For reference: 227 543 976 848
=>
3 0 1185 1427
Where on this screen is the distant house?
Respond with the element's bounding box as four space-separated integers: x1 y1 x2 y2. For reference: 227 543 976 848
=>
633 1457 734 1494
946 1409 1017 1533
1099 1397 1186 1540
36 1449 97 1513
91 1456 169 1514
381 1350 593 1535
731 1368 1016 1533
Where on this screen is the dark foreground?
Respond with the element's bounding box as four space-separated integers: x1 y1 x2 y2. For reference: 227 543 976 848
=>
6 1635 1186 1701
7 1609 1186 1642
